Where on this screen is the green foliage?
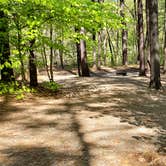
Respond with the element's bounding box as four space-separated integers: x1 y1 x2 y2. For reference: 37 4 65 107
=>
41 81 61 92
0 81 36 99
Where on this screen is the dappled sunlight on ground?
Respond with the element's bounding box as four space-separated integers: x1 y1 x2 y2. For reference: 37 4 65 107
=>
0 67 166 165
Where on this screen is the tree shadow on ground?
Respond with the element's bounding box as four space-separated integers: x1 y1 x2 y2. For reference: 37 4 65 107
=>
0 146 83 166
0 95 25 123
79 87 166 154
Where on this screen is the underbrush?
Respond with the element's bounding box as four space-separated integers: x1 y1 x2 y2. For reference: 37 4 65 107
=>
0 81 36 100
0 81 62 99
40 81 62 92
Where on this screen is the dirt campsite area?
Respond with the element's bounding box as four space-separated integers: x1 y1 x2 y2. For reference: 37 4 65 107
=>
0 66 166 166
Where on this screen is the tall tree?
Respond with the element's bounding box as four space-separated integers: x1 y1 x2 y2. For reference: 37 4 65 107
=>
120 0 128 65
149 0 161 89
0 10 14 82
137 0 145 76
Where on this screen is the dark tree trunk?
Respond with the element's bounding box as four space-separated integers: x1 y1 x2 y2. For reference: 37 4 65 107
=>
29 39 38 87
120 0 128 66
0 11 14 82
137 0 145 76
149 0 161 89
76 43 81 76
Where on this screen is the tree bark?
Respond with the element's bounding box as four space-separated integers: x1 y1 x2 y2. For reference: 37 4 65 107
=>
76 28 90 77
149 0 161 89
120 0 128 66
145 0 151 73
50 24 54 81
29 39 38 87
137 0 145 76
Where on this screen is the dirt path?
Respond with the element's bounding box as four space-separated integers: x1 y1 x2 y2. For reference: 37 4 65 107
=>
0 68 166 166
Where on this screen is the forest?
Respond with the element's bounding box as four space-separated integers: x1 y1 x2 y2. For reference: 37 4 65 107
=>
0 0 166 165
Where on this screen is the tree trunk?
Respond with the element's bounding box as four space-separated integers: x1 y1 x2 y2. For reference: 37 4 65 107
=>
59 49 64 69
50 24 54 81
149 0 161 89
76 42 81 76
137 0 145 76
97 32 102 69
92 32 97 69
120 0 128 66
103 31 107 66
43 45 51 81
145 0 151 73
107 30 115 65
76 28 90 77
0 11 14 82
29 39 38 87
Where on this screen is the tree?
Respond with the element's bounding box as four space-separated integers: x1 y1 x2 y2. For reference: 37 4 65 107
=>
137 0 145 76
0 10 14 82
76 28 90 77
120 0 128 66
149 0 162 89
29 38 38 87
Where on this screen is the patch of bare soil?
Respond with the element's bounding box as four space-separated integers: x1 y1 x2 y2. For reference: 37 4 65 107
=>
0 66 166 166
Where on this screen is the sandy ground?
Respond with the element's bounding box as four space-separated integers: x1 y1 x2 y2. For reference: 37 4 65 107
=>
0 67 166 166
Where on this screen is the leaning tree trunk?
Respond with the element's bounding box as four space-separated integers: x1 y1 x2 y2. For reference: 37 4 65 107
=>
0 11 14 82
149 0 161 89
29 39 38 87
120 0 128 66
137 0 145 76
